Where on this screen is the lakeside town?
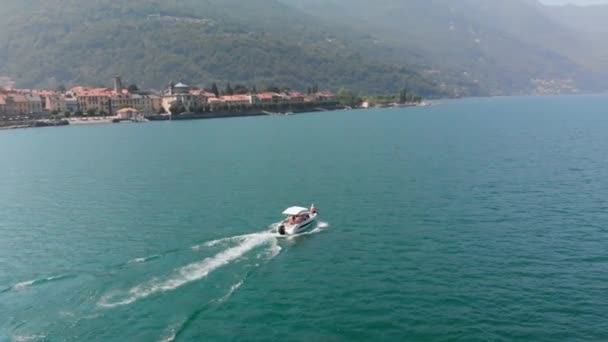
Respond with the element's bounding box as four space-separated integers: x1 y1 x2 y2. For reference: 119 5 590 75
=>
0 77 425 130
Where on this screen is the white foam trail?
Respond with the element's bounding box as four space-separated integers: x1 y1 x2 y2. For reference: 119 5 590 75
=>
158 329 177 342
191 233 254 251
268 238 282 258
12 334 46 342
12 280 35 290
192 224 280 250
217 279 245 303
100 233 276 308
59 311 76 318
9 275 71 292
128 255 162 264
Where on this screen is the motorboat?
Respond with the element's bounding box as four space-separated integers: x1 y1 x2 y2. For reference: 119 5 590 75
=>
277 205 318 235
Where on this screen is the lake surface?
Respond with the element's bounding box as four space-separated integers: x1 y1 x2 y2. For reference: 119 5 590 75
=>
1 95 608 341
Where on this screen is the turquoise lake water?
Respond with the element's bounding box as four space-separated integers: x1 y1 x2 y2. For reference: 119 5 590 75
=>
1 95 608 341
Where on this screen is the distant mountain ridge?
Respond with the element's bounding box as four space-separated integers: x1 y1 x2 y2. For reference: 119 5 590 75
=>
281 0 608 94
0 0 606 96
544 3 608 33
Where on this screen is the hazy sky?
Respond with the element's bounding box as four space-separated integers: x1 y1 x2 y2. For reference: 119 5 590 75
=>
540 0 608 5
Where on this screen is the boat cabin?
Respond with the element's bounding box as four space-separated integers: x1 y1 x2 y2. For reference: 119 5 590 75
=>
282 206 311 224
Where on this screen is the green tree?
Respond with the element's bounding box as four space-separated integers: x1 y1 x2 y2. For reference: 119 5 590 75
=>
251 85 258 94
99 110 108 117
337 88 360 107
157 106 165 114
224 83 234 95
400 87 408 103
56 84 67 93
169 102 186 115
233 84 249 94
74 109 83 117
265 85 281 93
50 110 59 118
211 83 219 97
127 84 139 93
63 110 72 118
86 108 97 117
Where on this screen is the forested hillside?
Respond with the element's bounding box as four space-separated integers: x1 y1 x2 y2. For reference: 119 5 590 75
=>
0 0 454 96
1 0 606 96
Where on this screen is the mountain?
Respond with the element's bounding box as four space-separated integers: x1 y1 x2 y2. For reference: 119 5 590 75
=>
540 3 608 74
546 4 608 33
281 0 608 95
0 0 451 96
0 0 606 96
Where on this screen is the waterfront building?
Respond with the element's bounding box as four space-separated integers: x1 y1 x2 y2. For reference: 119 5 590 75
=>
45 93 67 112
207 97 222 106
287 92 305 104
8 94 28 115
0 91 45 116
46 93 83 114
256 92 282 105
71 87 113 113
111 93 162 115
317 91 337 103
219 95 253 106
0 95 6 116
141 94 162 114
24 94 44 114
1 77 339 119
161 82 205 112
65 95 79 113
69 81 162 115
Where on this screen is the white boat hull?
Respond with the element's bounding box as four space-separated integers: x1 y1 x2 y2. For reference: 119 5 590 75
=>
278 213 318 235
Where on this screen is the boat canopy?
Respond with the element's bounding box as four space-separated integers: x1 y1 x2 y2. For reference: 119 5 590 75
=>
282 206 309 216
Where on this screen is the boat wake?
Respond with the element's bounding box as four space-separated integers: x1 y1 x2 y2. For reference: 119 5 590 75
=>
99 231 278 308
1 275 73 294
11 334 47 342
191 232 262 250
300 221 329 236
100 221 328 309
158 277 250 342
128 254 162 264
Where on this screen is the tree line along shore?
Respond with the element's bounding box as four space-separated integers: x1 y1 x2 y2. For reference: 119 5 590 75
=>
0 77 424 129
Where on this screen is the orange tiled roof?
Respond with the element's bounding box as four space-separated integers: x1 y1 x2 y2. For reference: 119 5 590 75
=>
80 88 113 97
256 92 279 100
220 95 250 102
33 90 59 96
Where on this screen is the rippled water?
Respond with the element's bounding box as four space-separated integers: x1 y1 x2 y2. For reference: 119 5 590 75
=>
1 95 608 341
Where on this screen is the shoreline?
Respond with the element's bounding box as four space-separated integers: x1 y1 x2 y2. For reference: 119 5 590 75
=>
0 102 435 131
